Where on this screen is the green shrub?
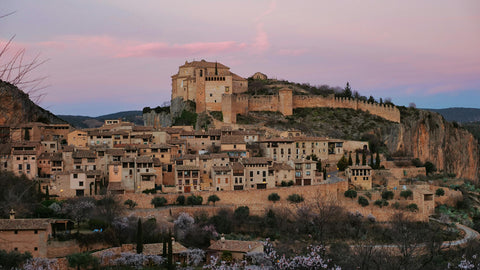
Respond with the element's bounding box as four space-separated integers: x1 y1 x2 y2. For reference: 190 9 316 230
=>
406 203 418 212
381 190 394 200
358 196 369 207
142 188 156 194
268 193 280 203
124 199 137 209
281 181 288 187
287 180 294 186
435 188 445 196
374 199 389 208
392 202 400 209
344 189 357 199
187 195 203 206
400 189 413 199
287 194 304 203
208 195 220 205
364 192 372 199
151 197 167 208
176 195 185 205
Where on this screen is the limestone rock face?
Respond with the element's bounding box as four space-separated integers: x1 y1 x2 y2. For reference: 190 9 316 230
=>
383 110 479 181
0 80 66 126
143 97 195 128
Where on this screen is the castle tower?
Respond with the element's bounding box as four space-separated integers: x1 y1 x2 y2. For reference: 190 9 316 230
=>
222 94 235 124
278 88 293 116
195 68 206 113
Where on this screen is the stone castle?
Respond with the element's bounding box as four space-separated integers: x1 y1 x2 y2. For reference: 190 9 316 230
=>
171 60 401 123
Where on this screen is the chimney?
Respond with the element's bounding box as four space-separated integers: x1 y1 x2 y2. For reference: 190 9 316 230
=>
221 233 225 248
9 209 15 220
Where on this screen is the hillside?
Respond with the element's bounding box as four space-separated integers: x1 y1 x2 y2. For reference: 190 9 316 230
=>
0 80 67 126
426 107 480 123
59 110 143 128
231 106 479 181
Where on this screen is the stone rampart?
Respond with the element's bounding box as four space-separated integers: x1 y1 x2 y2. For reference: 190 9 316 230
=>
222 92 401 124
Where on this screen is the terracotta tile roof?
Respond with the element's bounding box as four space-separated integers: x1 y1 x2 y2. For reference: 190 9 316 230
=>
212 166 231 172
143 242 187 255
121 156 154 163
0 143 11 155
86 170 102 176
176 165 200 171
73 150 96 159
260 138 293 143
231 162 244 171
221 135 245 144
12 150 37 155
180 60 229 69
348 165 372 170
106 149 124 156
231 72 246 81
271 162 293 170
132 126 154 132
108 182 124 191
241 157 271 165
294 136 328 142
0 219 51 230
11 141 40 148
208 240 263 253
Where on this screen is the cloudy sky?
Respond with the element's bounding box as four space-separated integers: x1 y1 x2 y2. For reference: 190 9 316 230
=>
2 0 479 116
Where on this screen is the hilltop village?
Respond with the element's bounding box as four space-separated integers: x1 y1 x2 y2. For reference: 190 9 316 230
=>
0 60 474 268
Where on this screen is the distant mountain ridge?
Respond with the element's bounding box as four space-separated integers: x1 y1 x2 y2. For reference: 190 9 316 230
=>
425 107 480 123
59 110 143 128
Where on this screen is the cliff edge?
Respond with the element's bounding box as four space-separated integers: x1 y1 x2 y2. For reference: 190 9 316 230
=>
0 80 66 126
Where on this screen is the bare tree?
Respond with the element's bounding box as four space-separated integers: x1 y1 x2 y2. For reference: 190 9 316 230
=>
0 12 48 103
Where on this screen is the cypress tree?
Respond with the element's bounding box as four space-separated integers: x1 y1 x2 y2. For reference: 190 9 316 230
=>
323 168 327 180
370 153 374 167
375 151 381 169
362 151 366 166
136 218 143 254
167 233 173 270
348 152 353 166
355 152 359 165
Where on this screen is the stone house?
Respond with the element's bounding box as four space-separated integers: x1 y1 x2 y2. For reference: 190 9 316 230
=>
346 165 373 190
207 238 264 262
292 159 318 186
241 157 274 190
0 217 52 257
175 165 201 193
211 165 233 191
11 141 40 179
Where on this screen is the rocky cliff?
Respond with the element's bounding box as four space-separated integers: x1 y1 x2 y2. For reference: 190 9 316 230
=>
0 80 66 126
235 106 479 181
383 107 479 181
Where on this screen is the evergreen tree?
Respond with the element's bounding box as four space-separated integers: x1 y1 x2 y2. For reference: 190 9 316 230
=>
362 151 366 166
24 128 30 141
344 82 352 98
136 218 143 254
370 153 374 167
167 233 173 270
337 155 349 171
317 159 322 172
355 152 359 165
323 168 327 180
368 96 375 103
348 152 353 166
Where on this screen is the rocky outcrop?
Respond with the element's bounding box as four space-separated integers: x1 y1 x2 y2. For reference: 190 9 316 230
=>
143 97 196 128
383 108 479 181
0 80 66 126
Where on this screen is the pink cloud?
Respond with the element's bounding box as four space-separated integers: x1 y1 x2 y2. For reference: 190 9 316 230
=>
117 41 247 58
252 23 270 53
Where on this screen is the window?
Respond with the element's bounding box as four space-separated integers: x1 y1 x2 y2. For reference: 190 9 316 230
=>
14 230 18 234
73 174 78 179
18 164 22 170
34 230 38 234
79 181 84 187
306 171 311 176
34 247 38 251
250 171 253 177
26 164 30 170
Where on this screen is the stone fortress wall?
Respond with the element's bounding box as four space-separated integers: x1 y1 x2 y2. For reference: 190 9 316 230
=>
222 89 401 124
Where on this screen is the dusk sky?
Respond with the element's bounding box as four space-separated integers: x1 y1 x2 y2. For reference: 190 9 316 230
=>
2 0 480 116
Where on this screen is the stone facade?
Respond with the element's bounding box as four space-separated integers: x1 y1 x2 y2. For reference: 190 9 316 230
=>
171 60 248 114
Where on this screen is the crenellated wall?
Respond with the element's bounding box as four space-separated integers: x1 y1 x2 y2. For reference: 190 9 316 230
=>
222 89 401 123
